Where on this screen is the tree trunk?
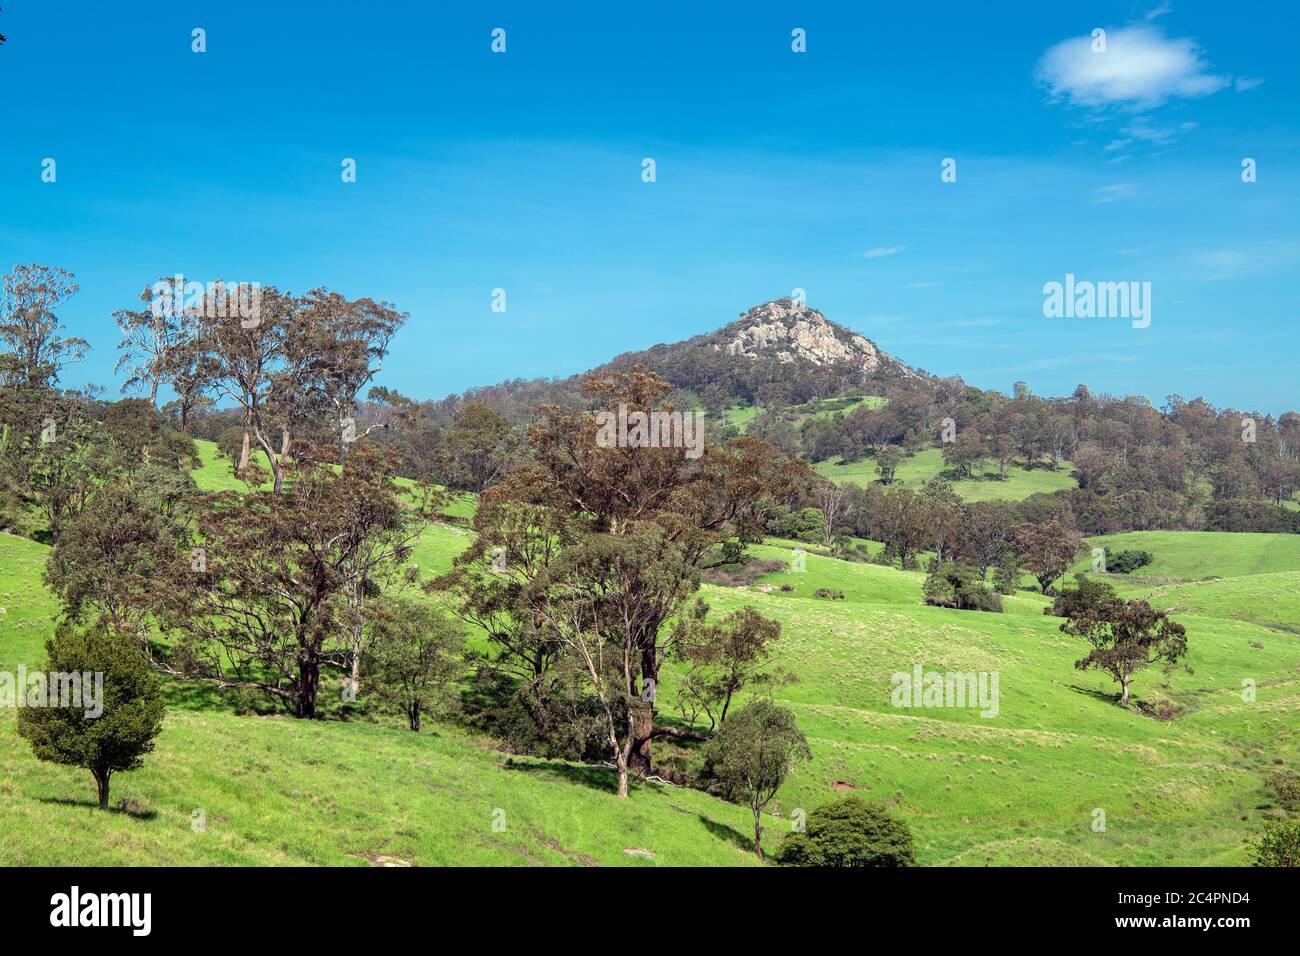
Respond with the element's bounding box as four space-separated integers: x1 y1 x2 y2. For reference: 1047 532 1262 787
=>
629 650 657 777
753 809 764 859
238 428 251 471
348 598 364 692
630 709 653 776
338 404 354 462
409 701 421 732
615 752 629 798
280 425 291 458
1120 675 1131 707
296 656 319 718
93 770 110 810
253 428 284 493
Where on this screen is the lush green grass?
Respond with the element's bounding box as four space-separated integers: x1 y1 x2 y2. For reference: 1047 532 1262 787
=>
0 531 768 866
665 534 1300 865
1134 572 1300 636
1077 531 1300 583
190 438 477 521
723 395 886 432
817 447 1079 502
723 404 761 430
1075 531 1300 636
190 438 272 492
4 469 1297 865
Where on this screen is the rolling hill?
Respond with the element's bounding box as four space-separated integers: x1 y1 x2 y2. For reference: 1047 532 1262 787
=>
3 443 1297 865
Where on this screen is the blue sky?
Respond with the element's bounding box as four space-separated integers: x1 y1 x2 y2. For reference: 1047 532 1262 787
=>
1 0 1297 412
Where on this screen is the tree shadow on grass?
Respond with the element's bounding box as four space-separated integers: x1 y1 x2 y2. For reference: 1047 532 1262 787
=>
506 761 762 856
1065 683 1123 707
162 679 245 714
697 814 753 854
38 796 158 820
506 759 632 795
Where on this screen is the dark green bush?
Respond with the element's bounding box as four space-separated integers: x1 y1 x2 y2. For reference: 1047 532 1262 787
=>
924 560 1002 612
777 795 916 867
1252 819 1300 867
1106 549 1153 574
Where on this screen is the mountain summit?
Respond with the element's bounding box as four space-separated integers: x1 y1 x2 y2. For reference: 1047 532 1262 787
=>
436 298 924 420
711 299 914 377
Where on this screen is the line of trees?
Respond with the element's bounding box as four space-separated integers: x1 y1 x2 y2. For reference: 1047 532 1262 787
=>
757 378 1300 535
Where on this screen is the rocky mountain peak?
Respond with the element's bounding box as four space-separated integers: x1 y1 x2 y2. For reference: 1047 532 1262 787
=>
714 298 903 375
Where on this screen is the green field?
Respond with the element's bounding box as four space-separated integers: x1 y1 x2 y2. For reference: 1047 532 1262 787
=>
3 452 1297 865
1078 531 1300 583
1077 531 1300 636
698 536 1300 865
723 395 886 432
0 530 769 866
817 447 1079 502
190 439 477 522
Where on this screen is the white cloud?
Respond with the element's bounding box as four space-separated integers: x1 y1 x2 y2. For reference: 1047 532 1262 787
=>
1235 76 1264 92
1103 119 1198 154
863 246 904 259
1130 119 1196 143
1035 25 1228 110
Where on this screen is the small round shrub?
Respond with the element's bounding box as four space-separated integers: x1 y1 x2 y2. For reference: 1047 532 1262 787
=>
1107 549 1154 574
1252 819 1300 867
776 795 916 867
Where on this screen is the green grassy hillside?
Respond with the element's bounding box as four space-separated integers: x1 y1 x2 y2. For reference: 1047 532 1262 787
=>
817 447 1079 502
190 439 476 522
692 537 1300 865
0 531 766 866
1076 531 1300 636
1078 531 1300 582
723 395 886 432
3 469 1296 865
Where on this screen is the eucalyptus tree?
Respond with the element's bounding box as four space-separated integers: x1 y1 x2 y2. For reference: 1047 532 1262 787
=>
0 263 86 389
157 443 416 718
196 282 292 489
113 278 185 406
475 365 808 778
298 288 405 459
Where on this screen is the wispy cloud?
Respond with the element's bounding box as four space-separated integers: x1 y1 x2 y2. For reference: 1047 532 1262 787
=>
1036 25 1228 111
864 246 904 259
1092 183 1136 203
1104 119 1199 154
1190 242 1300 280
